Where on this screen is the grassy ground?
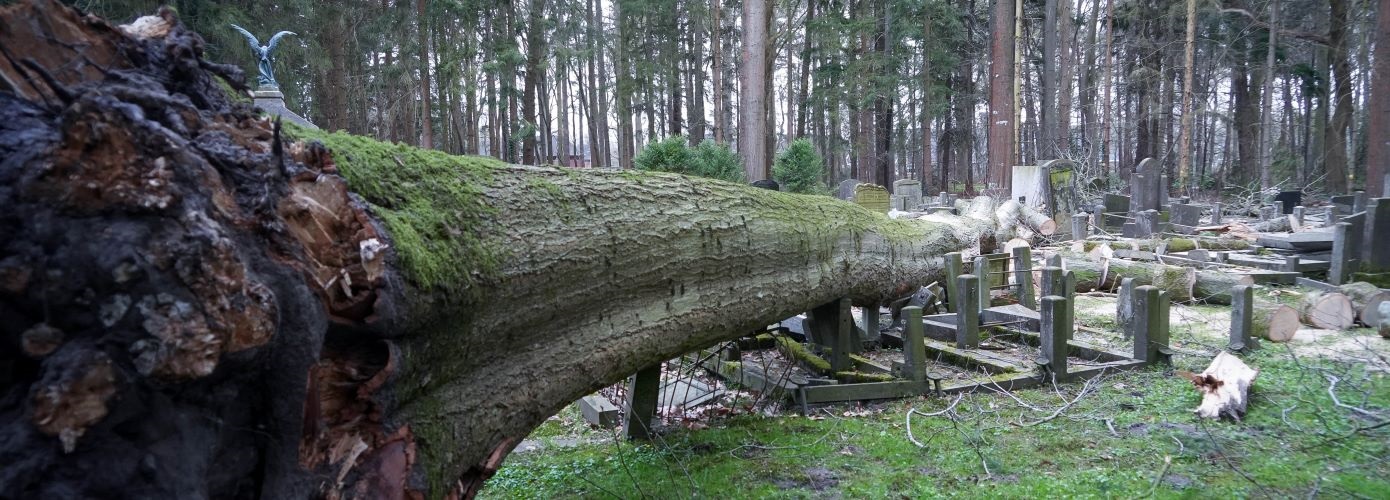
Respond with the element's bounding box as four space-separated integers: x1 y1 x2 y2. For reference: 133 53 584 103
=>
484 293 1390 499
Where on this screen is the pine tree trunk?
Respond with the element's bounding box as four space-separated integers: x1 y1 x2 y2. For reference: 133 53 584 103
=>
987 0 1016 191
1367 0 1390 197
417 0 434 149
740 0 769 180
1324 0 1352 193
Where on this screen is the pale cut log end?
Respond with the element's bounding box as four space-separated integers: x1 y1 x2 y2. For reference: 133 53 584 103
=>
1300 292 1356 330
1264 306 1300 342
1182 352 1259 420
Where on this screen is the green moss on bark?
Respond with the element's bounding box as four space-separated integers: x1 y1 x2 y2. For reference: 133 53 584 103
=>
285 125 506 295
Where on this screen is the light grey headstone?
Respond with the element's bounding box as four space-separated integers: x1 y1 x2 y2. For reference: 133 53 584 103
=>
837 179 860 200
894 179 923 209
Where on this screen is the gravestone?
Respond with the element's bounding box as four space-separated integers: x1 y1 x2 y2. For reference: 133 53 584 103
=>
1170 204 1202 232
1331 195 1356 214
1104 194 1131 229
1039 295 1071 378
1331 222 1353 285
1230 285 1256 351
623 364 662 440
1273 191 1301 214
1212 203 1224 224
1042 160 1080 233
1353 191 1367 213
1365 198 1390 272
894 179 923 210
1011 246 1036 309
1136 209 1159 237
837 179 860 200
955 274 980 348
752 179 780 191
1130 158 1162 212
1325 205 1341 228
853 184 891 214
580 394 621 427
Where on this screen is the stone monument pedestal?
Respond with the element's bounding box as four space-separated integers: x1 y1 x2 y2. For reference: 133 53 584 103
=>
252 87 316 129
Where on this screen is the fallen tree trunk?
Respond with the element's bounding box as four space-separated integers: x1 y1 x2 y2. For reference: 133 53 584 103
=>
992 199 1056 239
1297 291 1356 330
1247 217 1292 233
0 4 1005 498
1338 281 1390 326
1074 237 1252 254
1180 351 1259 420
1252 302 1300 342
1057 252 1253 304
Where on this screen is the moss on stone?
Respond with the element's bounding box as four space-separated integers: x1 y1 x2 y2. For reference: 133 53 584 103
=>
285 124 507 295
775 335 832 374
834 371 896 383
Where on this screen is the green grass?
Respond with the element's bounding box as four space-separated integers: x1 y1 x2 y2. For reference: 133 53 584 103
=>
483 348 1389 498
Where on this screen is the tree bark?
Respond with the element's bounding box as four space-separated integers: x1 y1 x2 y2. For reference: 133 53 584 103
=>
987 0 1016 191
1365 0 1389 197
740 0 769 180
1323 0 1352 193
416 0 434 149
1176 0 1197 192
0 4 1012 498
1057 253 1253 304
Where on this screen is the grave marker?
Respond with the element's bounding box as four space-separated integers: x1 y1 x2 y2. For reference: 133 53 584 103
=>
973 256 990 311
1170 204 1202 233
1230 284 1255 351
901 306 928 381
1011 246 1036 309
956 274 980 348
894 179 923 210
1328 223 1351 284
1039 295 1071 378
837 179 860 200
1131 285 1169 364
1071 213 1089 241
1364 198 1390 272
1130 158 1162 212
853 184 891 214
1117 277 1136 337
623 364 662 439
944 252 964 313
1353 190 1367 213
1136 209 1159 237
1212 202 1224 224
1040 266 1064 299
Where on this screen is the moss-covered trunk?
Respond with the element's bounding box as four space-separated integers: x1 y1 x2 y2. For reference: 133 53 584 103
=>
0 4 1003 498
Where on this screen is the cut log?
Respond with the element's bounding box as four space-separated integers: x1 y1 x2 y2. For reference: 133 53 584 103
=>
1337 281 1390 326
1297 292 1356 330
1058 252 1253 304
1179 351 1259 420
1247 217 1292 233
1074 237 1251 254
1251 302 1300 342
0 4 1012 498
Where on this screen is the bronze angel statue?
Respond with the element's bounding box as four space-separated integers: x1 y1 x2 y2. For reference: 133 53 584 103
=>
229 24 296 88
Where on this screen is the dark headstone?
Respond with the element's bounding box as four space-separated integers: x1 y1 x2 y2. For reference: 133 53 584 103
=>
752 179 780 191
1273 191 1301 214
1365 198 1390 272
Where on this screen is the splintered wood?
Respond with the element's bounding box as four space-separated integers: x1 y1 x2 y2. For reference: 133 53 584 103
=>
1180 352 1259 420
